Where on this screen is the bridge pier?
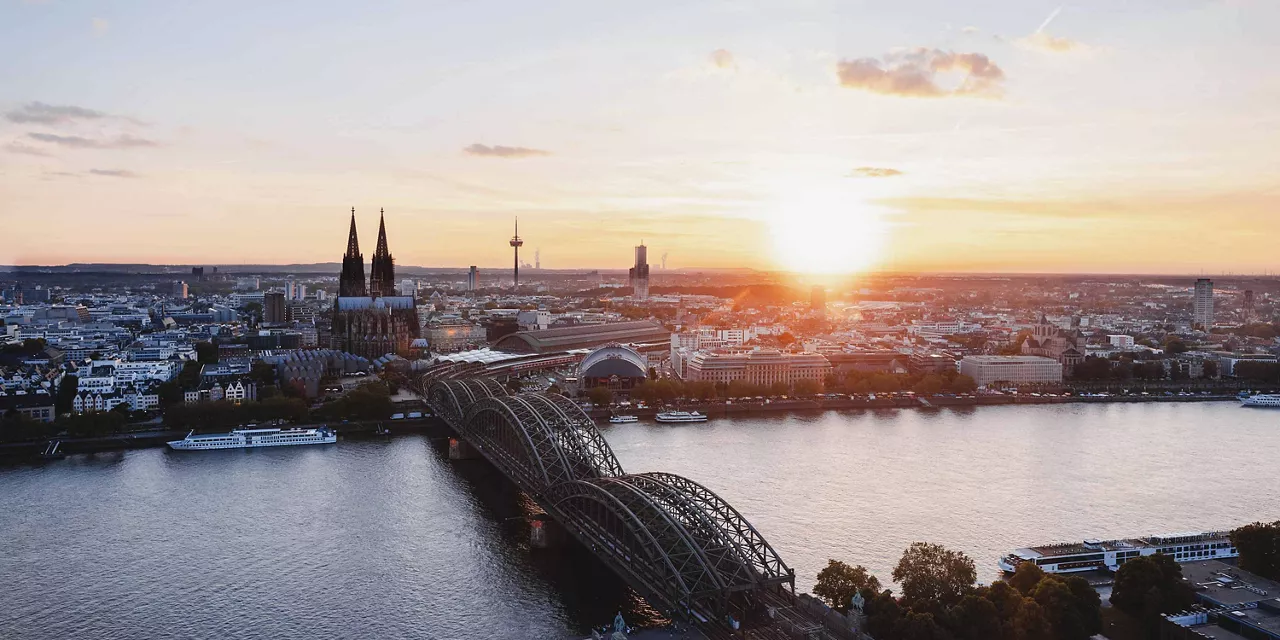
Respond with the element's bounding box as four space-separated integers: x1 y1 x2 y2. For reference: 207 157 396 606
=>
448 437 479 460
529 514 563 549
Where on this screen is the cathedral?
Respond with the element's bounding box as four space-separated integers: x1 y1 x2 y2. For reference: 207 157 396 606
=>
1021 313 1087 373
330 208 420 359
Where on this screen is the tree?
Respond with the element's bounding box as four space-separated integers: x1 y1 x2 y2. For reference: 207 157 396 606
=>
177 360 202 389
893 543 977 611
813 560 882 612
586 386 613 407
1007 562 1046 595
1201 359 1219 379
195 341 219 364
945 595 1002 640
156 381 184 407
913 375 944 395
893 611 954 640
1163 337 1188 355
55 374 79 415
1031 576 1100 640
948 375 977 394
1232 521 1280 581
1110 554 1194 629
794 379 822 396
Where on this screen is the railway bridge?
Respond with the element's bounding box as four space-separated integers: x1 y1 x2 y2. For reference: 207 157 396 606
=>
416 369 847 639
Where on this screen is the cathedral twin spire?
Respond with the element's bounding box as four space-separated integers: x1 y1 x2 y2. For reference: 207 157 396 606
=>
339 207 396 298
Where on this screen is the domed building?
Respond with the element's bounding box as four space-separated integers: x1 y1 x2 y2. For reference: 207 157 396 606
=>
579 344 648 392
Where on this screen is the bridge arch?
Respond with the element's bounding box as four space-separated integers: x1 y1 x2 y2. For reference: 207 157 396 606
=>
427 378 508 427
547 472 794 621
462 393 624 492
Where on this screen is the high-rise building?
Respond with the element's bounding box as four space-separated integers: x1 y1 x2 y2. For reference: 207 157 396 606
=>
264 292 287 324
295 284 306 300
286 281 297 300
172 281 188 299
509 218 524 288
467 266 478 292
1193 278 1214 328
629 242 650 301
1243 289 1255 322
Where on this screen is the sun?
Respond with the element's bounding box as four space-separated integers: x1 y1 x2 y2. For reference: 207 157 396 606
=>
767 186 891 274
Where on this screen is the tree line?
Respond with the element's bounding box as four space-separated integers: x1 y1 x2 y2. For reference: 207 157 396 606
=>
814 542 1101 640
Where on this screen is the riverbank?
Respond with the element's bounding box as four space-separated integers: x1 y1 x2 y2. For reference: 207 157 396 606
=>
0 418 441 462
586 391 1242 419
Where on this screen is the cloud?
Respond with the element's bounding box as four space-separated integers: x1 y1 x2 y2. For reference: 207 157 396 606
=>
1016 7 1087 53
1017 30 1085 53
6 102 107 124
3 141 54 156
463 143 550 158
92 17 110 36
27 132 159 149
89 168 139 178
850 167 903 178
710 49 736 70
961 26 980 34
836 48 1005 98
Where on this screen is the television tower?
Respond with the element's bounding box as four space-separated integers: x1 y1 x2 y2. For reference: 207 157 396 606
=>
509 218 524 288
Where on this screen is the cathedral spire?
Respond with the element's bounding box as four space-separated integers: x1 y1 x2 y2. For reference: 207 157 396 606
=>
375 207 389 258
339 207 367 297
369 207 396 298
345 207 361 258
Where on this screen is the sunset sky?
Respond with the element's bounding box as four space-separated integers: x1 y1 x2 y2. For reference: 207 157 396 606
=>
2 0 1278 273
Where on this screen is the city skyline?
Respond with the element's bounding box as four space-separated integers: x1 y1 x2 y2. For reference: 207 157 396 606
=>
3 0 1279 273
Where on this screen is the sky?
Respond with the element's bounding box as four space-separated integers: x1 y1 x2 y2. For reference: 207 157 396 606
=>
1 0 1278 274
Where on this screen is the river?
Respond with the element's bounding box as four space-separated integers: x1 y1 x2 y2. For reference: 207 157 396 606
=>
3 402 1277 639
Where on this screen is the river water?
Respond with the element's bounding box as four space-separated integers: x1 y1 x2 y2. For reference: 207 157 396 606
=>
3 402 1278 639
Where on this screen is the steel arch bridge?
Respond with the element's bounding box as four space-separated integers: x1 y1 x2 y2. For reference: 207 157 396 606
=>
424 378 801 630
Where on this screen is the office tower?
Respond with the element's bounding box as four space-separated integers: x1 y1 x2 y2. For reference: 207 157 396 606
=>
1193 278 1214 328
286 281 297 300
264 292 287 324
296 284 307 300
629 242 650 301
468 266 478 292
1243 290 1255 322
172 281 188 299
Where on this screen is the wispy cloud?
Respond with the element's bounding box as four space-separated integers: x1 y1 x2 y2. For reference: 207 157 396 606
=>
6 102 107 124
27 132 159 149
1016 7 1087 53
850 167 903 178
710 49 736 70
89 168 140 178
463 143 550 158
836 48 1005 98
3 141 54 157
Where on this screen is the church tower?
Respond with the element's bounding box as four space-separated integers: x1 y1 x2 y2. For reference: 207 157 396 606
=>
368 208 396 298
339 208 367 297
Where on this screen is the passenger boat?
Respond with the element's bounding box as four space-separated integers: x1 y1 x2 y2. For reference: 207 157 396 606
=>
608 415 639 423
999 531 1237 574
1241 394 1280 408
168 427 337 451
654 411 707 423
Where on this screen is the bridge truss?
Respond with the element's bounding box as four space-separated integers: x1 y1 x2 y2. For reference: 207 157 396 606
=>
423 376 802 632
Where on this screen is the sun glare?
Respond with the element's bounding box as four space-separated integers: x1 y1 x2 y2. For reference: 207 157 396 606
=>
768 187 891 274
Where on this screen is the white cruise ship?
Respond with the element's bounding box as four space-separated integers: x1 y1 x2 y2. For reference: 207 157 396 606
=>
999 531 1237 575
168 427 337 451
1241 394 1280 408
655 411 707 423
608 415 639 423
